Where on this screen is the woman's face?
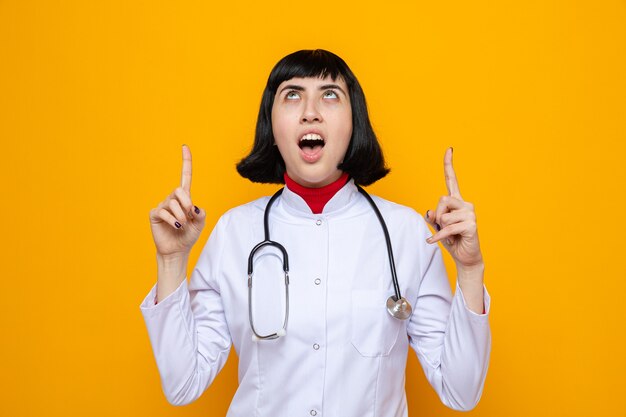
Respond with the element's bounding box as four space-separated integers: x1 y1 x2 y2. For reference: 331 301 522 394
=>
271 75 353 188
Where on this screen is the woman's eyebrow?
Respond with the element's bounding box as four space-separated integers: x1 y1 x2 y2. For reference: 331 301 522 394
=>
319 84 347 96
278 84 347 96
279 85 305 94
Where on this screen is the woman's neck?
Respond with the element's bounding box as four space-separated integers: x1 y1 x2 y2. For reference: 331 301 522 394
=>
284 172 350 214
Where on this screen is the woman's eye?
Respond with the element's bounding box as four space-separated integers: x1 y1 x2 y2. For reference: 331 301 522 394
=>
323 90 338 99
286 91 300 100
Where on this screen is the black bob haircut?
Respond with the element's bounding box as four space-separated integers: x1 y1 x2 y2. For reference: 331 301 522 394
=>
236 49 390 186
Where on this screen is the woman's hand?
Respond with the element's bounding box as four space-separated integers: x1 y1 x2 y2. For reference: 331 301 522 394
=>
149 145 206 259
424 148 483 270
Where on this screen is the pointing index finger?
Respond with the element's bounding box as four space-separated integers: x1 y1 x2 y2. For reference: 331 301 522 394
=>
444 147 461 197
181 144 192 194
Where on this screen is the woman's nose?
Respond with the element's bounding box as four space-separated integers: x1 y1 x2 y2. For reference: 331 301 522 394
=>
301 100 323 123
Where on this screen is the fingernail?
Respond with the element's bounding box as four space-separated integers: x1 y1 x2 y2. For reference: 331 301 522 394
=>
451 147 454 153
194 205 200 214
435 223 441 232
175 221 182 229
425 210 430 220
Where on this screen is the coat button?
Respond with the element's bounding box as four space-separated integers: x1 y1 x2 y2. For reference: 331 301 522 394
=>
310 410 318 416
314 278 321 285
313 343 320 350
315 219 322 226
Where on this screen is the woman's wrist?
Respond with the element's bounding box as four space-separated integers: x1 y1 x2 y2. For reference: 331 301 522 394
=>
156 253 189 303
457 261 485 282
456 262 485 314
157 252 189 267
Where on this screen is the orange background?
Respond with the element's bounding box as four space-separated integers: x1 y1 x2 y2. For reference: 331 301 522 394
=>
1 1 625 416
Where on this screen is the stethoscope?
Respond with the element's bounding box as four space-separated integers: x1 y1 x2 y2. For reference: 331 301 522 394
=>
247 184 413 341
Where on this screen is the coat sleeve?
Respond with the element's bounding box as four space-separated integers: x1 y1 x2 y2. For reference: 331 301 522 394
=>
407 216 491 411
139 215 233 406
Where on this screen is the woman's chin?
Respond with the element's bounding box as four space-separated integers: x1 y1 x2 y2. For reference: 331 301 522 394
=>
288 169 343 188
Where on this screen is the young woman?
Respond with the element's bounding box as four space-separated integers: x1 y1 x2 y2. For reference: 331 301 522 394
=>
141 49 491 416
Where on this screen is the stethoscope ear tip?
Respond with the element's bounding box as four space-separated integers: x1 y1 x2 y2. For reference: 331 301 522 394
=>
252 334 260 342
276 329 286 337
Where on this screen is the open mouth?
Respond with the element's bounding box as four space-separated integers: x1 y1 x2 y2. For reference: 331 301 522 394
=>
298 133 325 154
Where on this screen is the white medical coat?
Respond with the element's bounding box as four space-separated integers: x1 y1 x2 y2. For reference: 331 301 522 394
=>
140 179 491 416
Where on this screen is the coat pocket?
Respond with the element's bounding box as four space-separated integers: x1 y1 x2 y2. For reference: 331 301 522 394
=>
350 289 402 357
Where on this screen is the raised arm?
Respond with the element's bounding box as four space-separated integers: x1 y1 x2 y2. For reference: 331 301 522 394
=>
409 147 491 410
141 145 231 405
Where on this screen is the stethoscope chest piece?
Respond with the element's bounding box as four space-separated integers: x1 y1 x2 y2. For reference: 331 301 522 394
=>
386 295 412 320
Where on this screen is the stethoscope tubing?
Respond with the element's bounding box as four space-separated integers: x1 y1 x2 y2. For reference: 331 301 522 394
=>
247 183 412 340
355 185 402 302
247 188 290 340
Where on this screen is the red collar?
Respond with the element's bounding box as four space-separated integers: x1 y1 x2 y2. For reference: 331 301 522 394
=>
284 173 350 214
